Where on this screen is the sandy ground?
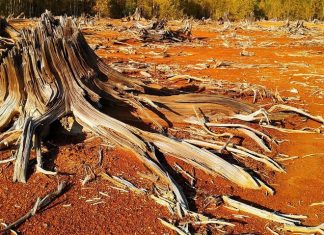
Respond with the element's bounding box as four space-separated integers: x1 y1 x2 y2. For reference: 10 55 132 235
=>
0 19 323 234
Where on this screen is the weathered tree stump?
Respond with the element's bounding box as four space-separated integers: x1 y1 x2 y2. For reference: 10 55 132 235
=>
136 19 192 42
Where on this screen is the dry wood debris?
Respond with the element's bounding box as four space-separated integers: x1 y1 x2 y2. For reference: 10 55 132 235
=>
281 20 312 35
1 11 324 233
132 19 192 42
0 182 67 233
222 196 306 225
281 223 324 234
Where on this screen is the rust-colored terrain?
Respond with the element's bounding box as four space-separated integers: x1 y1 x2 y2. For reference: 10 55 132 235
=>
0 19 323 234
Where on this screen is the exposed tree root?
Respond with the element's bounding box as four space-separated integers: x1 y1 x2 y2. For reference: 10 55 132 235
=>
268 104 324 124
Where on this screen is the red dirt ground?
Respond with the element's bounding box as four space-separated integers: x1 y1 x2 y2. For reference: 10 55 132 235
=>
0 19 323 234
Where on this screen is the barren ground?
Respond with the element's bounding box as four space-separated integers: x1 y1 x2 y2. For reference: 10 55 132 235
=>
0 19 323 234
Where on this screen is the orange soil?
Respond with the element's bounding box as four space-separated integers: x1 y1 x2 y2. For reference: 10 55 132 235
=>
1 19 323 234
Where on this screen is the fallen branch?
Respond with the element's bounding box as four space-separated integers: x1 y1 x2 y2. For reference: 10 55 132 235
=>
158 218 189 235
262 124 322 134
281 223 324 234
151 193 233 227
310 201 324 207
0 182 67 233
100 172 146 194
222 196 306 225
0 156 16 164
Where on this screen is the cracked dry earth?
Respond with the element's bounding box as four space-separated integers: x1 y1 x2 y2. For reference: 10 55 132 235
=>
0 19 323 234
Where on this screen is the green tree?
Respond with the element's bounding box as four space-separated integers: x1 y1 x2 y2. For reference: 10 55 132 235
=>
228 0 257 19
210 0 229 19
153 0 183 19
93 0 109 17
309 0 324 20
0 0 323 20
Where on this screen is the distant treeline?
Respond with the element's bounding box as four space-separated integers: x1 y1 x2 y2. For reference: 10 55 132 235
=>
1 0 323 21
0 0 96 17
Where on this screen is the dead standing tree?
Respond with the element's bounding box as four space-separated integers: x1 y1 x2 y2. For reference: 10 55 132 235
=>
0 11 323 229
